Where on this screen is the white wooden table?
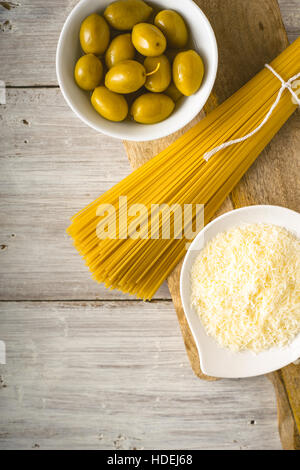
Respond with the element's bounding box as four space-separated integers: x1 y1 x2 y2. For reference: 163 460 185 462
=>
0 0 299 450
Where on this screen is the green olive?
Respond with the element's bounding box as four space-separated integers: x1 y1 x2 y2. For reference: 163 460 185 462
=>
105 59 147 93
173 50 204 96
104 0 153 31
74 54 103 91
154 10 188 49
144 55 171 93
80 14 110 55
132 23 167 57
91 86 128 121
105 33 135 68
164 82 183 102
131 93 175 123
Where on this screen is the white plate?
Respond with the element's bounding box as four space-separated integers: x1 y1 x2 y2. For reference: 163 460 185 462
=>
56 0 218 141
180 205 300 378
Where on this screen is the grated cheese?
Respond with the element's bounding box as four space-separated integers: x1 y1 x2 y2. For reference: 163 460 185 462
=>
191 224 300 353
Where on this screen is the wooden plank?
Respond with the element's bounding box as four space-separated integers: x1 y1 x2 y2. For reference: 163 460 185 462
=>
0 301 281 450
123 0 300 448
0 0 299 86
0 0 79 86
0 88 171 300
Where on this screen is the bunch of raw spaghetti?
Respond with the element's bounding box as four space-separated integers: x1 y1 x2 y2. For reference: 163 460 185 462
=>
68 37 300 300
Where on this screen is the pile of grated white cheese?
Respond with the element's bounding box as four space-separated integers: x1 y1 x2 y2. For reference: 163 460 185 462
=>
191 224 300 353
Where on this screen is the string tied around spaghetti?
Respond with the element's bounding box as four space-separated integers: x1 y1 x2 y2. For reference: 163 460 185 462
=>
203 64 300 162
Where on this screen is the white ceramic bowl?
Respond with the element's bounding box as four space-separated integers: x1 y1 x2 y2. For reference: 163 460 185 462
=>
180 206 300 378
56 0 218 141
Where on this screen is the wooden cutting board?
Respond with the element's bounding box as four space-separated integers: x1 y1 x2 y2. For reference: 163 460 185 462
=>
123 0 300 450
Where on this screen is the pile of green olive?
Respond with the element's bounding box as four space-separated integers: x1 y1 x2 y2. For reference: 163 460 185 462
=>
74 0 205 124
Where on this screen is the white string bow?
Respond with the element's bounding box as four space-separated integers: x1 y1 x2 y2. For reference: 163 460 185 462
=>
203 64 300 162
